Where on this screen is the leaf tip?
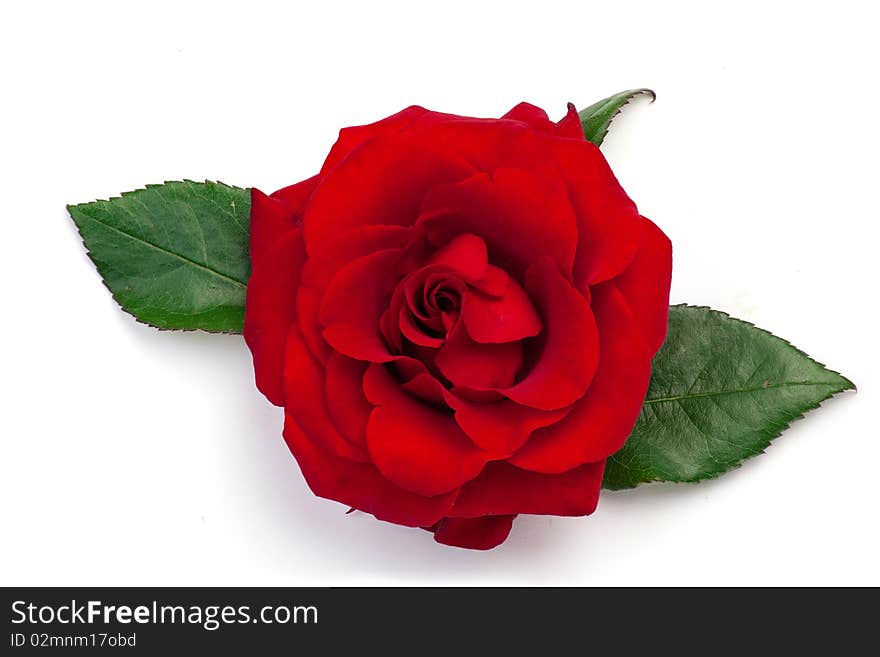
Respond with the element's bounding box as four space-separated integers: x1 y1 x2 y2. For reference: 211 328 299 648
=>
578 87 657 146
638 88 657 103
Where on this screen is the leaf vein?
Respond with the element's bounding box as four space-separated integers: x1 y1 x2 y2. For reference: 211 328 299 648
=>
76 212 247 288
644 381 837 405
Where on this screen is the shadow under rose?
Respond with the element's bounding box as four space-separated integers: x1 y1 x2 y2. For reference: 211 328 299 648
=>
111 311 854 585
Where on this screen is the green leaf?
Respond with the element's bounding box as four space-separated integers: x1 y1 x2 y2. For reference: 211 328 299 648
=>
578 88 655 146
603 305 854 490
68 180 250 333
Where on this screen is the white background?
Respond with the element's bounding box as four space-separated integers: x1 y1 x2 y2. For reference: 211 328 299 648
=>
2 1 878 586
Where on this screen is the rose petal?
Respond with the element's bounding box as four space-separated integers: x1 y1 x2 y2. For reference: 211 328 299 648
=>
432 515 515 550
471 264 509 298
299 225 414 364
250 182 315 263
556 103 586 140
444 392 571 457
296 284 331 364
461 275 542 344
363 364 487 496
283 323 369 462
325 352 372 450
552 139 643 288
427 233 488 281
393 267 466 348
413 117 537 172
497 258 599 411
417 167 578 280
245 185 318 405
450 460 605 517
244 224 305 407
380 284 407 352
386 259 507 351
300 225 415 289
508 284 652 473
390 368 569 457
610 216 672 354
393 354 432 381
408 268 461 323
435 322 523 389
502 101 582 140
319 106 431 175
268 174 320 208
283 415 456 528
501 102 558 131
453 387 504 404
304 132 475 254
398 304 445 348
319 249 402 362
400 371 448 407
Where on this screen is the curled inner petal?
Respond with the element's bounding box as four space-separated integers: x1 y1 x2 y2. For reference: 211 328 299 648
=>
461 269 542 344
377 240 545 393
492 258 599 410
363 364 487 496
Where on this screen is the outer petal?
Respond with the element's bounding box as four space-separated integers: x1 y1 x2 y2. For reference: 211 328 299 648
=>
284 415 457 528
363 364 487 496
304 132 475 253
552 139 643 287
556 103 586 139
509 284 652 473
244 195 306 407
296 285 331 364
267 175 321 214
413 116 540 173
298 225 415 364
284 323 369 463
432 515 515 550
417 168 578 280
501 102 553 129
325 353 372 450
450 460 605 517
496 258 599 411
319 106 431 175
610 216 672 354
250 181 315 263
502 101 584 141
300 225 416 289
319 249 403 362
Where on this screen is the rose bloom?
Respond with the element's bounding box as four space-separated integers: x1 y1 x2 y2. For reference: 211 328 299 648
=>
244 103 671 549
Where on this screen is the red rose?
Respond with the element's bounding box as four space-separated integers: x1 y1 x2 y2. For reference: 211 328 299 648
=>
244 103 671 550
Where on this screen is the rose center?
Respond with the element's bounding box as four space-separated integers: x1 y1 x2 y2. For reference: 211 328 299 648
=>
427 283 460 314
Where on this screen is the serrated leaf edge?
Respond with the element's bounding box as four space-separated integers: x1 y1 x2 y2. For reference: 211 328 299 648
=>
67 179 250 335
579 88 656 146
604 304 855 490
